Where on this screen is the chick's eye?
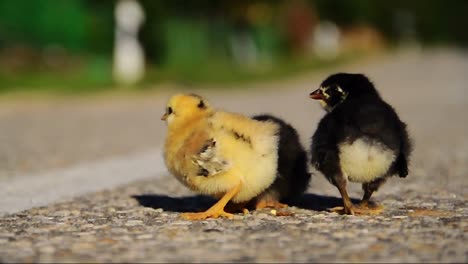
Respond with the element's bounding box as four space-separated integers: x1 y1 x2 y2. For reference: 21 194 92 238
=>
167 107 173 115
330 84 341 94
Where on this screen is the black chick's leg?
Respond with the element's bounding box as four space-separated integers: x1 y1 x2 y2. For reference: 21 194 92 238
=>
254 183 289 210
361 177 386 206
225 201 249 215
357 178 386 214
329 174 355 215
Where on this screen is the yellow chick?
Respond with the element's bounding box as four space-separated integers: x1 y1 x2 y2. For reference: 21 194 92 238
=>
161 93 280 220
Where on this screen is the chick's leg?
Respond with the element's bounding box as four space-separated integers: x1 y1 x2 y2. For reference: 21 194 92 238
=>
357 178 386 215
328 175 355 215
255 190 288 209
181 182 242 220
225 201 250 215
360 177 386 206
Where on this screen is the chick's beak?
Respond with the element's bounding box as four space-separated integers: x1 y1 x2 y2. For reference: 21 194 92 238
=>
309 89 324 100
161 113 168 121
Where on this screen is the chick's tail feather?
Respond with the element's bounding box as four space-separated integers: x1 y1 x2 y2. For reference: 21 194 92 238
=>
397 120 412 178
395 154 408 178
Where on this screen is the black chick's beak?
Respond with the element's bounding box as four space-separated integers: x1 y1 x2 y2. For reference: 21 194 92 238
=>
309 89 324 100
161 113 168 121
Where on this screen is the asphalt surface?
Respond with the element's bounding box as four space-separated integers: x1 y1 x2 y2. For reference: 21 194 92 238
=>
0 48 467 263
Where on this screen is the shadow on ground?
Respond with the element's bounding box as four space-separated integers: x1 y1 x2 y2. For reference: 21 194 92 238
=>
132 193 361 212
292 193 360 211
132 194 217 212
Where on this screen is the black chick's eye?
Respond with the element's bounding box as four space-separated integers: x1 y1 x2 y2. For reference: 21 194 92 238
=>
167 107 173 115
329 84 341 95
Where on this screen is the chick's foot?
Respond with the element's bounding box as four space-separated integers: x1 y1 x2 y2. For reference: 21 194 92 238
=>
181 210 234 220
181 182 242 220
328 206 354 215
255 200 288 209
355 201 384 215
328 203 383 215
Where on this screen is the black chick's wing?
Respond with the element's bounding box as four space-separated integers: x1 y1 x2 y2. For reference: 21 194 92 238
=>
310 114 341 178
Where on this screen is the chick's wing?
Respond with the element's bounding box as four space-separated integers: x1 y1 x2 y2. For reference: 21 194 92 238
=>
192 138 230 177
166 123 229 178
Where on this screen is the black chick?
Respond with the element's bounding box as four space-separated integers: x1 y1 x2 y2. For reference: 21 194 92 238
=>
251 114 312 209
309 73 412 215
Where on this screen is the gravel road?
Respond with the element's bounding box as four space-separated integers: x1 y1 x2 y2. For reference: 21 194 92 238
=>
0 48 467 262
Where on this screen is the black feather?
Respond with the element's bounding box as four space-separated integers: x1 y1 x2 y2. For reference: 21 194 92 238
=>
321 72 380 99
394 120 412 178
253 114 312 203
231 130 252 146
197 100 206 109
311 73 412 185
198 168 210 177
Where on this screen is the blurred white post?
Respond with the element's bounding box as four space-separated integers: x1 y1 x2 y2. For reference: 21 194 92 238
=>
312 21 341 60
230 32 258 68
113 0 145 85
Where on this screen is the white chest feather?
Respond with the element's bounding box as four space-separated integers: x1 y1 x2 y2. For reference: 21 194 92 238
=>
339 138 395 183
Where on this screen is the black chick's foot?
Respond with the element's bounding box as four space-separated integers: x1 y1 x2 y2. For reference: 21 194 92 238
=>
255 199 288 210
356 200 384 215
328 203 384 216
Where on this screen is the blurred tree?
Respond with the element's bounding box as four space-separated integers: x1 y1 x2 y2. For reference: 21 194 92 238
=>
312 0 468 46
0 0 87 51
0 0 114 54
404 0 468 45
83 0 115 56
138 0 166 65
0 0 467 92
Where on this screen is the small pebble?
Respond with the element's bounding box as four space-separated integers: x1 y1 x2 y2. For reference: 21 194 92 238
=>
136 234 153 240
125 220 143 226
257 213 269 219
38 246 56 254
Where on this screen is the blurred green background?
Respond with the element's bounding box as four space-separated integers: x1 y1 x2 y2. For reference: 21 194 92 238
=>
0 0 466 95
